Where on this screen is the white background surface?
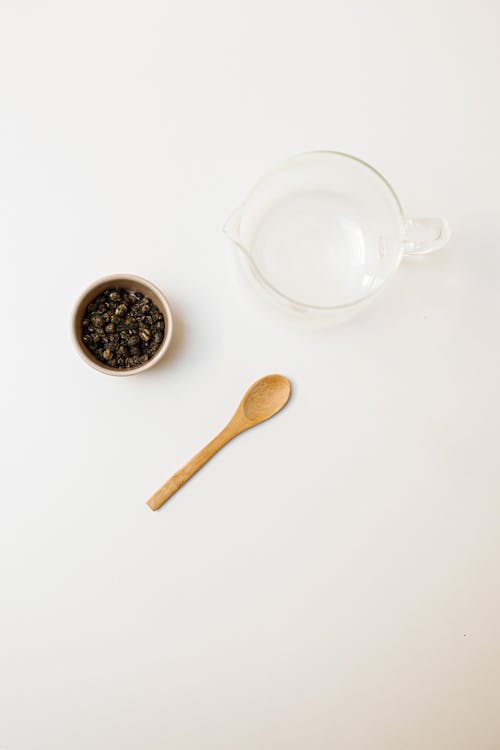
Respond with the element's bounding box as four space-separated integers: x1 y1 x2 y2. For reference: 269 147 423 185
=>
1 1 499 748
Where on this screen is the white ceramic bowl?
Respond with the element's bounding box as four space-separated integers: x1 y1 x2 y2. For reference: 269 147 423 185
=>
72 274 173 376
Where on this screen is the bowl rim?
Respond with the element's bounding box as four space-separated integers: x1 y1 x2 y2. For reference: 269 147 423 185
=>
71 273 173 376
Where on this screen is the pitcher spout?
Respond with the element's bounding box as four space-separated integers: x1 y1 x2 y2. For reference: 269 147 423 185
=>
223 206 244 244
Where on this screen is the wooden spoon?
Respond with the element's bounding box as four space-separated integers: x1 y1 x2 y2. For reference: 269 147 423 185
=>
147 374 292 511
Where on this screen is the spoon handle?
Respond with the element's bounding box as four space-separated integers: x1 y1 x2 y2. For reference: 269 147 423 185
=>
146 424 237 511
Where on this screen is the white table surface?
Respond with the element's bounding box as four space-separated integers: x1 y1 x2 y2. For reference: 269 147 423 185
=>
1 1 499 748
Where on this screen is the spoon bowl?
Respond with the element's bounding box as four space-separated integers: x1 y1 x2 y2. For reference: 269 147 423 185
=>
239 374 291 424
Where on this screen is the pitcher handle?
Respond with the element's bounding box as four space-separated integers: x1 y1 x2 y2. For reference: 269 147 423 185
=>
402 217 451 256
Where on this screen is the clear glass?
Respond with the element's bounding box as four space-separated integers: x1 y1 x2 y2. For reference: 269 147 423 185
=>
224 151 450 319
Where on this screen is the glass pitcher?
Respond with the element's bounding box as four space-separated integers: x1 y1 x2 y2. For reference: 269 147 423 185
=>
224 151 450 321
